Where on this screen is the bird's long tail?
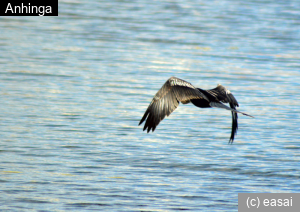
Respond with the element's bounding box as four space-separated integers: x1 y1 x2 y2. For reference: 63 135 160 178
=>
210 102 254 118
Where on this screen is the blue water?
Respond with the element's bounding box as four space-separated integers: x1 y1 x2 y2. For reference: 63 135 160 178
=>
1 0 300 211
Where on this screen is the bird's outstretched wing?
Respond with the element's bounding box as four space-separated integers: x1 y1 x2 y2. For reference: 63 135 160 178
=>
207 84 252 143
139 77 207 133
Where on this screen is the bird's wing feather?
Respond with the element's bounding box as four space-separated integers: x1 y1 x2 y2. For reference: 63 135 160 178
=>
139 77 207 132
207 84 253 143
207 85 240 144
207 84 239 106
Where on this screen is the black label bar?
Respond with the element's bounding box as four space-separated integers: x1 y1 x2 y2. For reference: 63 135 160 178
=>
0 0 58 16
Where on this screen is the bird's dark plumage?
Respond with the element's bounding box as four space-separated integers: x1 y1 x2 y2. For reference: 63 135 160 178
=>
139 77 253 144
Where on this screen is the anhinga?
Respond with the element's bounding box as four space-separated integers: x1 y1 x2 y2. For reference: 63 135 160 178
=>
139 77 253 144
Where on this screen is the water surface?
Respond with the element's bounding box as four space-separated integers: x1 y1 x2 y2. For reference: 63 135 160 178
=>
1 0 300 211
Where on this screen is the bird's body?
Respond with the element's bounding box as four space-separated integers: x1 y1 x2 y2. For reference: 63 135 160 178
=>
139 77 253 144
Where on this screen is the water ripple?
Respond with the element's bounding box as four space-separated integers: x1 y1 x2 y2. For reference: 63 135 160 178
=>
1 0 300 211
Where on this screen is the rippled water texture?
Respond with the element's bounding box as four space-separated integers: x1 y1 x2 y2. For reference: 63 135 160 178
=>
1 0 300 211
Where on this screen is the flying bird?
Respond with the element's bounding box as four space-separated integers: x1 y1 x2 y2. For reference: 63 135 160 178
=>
139 77 253 144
